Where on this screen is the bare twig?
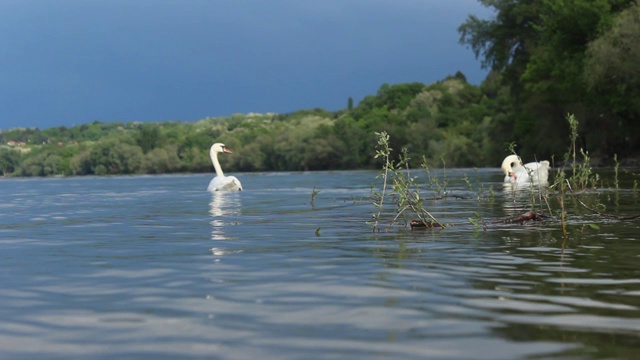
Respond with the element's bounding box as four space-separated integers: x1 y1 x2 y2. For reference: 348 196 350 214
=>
565 180 640 221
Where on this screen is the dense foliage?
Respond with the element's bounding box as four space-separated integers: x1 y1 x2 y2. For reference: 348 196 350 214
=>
2 0 639 177
0 75 501 176
459 0 640 160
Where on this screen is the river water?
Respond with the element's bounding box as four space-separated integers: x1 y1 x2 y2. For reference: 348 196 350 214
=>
1 168 639 359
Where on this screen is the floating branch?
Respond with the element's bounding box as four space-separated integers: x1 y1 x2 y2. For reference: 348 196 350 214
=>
423 194 469 201
572 195 640 221
563 179 640 221
410 220 445 229
500 211 549 224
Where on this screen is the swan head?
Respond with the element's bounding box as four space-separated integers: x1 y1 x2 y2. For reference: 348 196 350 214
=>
501 154 522 179
210 143 233 155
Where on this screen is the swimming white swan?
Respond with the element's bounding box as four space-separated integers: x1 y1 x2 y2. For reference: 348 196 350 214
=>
501 154 550 185
207 143 243 192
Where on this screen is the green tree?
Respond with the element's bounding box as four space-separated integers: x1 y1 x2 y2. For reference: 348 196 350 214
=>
521 0 626 99
136 125 164 153
16 151 58 176
333 116 366 168
584 2 640 93
42 155 63 176
179 146 211 172
459 0 637 159
584 2 640 155
458 0 544 97
143 146 180 174
303 136 346 170
86 140 144 175
0 148 21 176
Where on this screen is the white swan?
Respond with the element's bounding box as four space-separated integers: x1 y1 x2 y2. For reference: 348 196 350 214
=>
501 154 550 185
207 143 243 192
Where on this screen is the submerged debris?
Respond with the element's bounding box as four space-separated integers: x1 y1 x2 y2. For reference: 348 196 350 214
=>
502 211 548 224
410 220 444 229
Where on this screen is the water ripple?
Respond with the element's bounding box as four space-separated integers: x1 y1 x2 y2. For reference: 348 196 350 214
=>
2 170 640 358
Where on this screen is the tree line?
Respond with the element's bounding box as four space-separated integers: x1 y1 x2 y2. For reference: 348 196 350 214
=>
1 0 639 177
0 75 504 176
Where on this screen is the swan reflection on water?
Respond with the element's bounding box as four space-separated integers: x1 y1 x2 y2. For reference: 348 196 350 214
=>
209 192 242 241
502 181 550 192
501 182 550 215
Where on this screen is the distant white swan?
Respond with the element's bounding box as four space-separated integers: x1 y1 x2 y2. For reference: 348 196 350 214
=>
207 143 243 192
501 154 550 185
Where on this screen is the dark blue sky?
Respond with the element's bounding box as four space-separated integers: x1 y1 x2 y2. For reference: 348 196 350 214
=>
0 0 492 130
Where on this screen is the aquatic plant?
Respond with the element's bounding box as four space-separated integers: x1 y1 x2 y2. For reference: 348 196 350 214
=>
370 114 637 235
369 132 391 232
369 131 444 232
310 187 320 207
554 114 599 191
614 154 619 190
422 156 449 198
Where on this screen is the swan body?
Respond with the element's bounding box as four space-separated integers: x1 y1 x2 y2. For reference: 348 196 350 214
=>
207 143 243 192
501 154 550 185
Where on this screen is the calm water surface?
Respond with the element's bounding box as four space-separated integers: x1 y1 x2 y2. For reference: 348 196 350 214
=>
1 169 640 359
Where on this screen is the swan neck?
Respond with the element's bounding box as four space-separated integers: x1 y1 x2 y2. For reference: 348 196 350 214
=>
502 155 521 174
210 151 225 177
